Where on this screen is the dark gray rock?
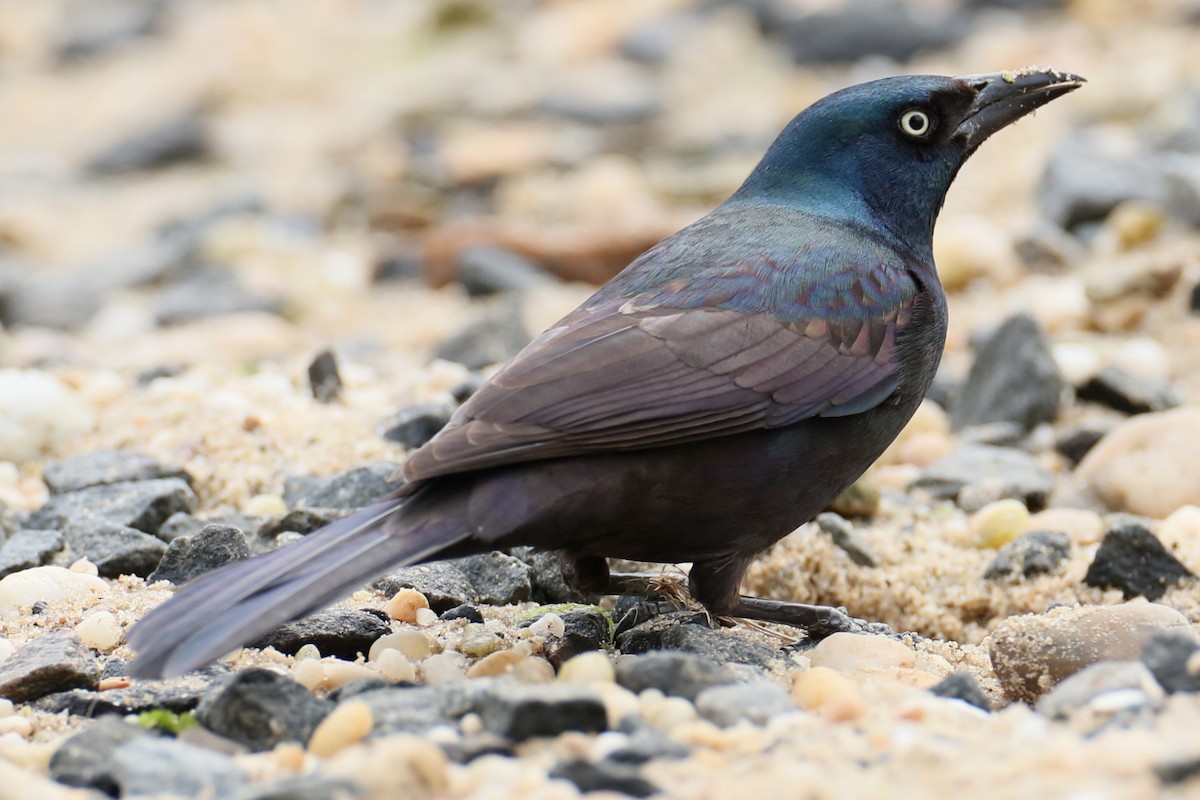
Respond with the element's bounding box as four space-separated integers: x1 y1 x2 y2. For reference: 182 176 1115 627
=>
49 718 152 794
0 631 101 702
1077 367 1180 415
476 684 607 741
357 683 482 737
63 520 166 578
0 529 65 578
381 403 455 449
604 726 691 764
512 548 590 604
456 245 554 297
929 671 991 711
450 551 534 605
750 0 968 64
111 735 246 798
984 531 1072 580
284 463 398 509
229 775 364 800
434 296 530 370
1056 425 1110 465
35 668 224 716
617 613 777 668
373 561 475 613
308 349 343 404
612 596 675 639
258 508 345 539
87 109 210 175
913 445 1054 511
1084 521 1195 601
156 265 283 325
815 512 879 567
156 512 260 543
28 477 196 534
695 682 793 727
441 603 484 623
250 608 391 661
439 733 514 764
42 450 189 494
196 669 333 751
550 759 657 798
1141 633 1200 694
615 651 738 701
148 523 250 584
522 608 612 668
1191 281 1200 314
1014 221 1085 273
952 314 1061 433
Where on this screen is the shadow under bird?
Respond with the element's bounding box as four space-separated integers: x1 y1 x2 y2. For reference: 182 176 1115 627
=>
130 68 1083 678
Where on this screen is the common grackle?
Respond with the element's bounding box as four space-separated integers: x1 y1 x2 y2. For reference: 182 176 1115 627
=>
130 68 1083 678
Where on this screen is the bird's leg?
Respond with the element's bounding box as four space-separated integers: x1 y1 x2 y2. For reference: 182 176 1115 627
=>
559 551 611 593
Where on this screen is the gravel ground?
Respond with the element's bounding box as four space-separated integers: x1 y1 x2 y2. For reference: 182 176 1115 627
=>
2 1 1200 798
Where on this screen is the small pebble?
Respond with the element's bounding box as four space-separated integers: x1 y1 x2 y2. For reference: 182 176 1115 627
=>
970 499 1030 549
1027 508 1104 545
75 611 121 651
369 631 434 662
466 650 527 678
641 694 697 730
422 652 467 684
295 644 321 661
308 700 374 757
459 626 503 658
244 493 287 516
808 633 916 672
415 608 439 627
319 660 379 691
559 651 616 684
0 716 33 738
0 641 12 663
0 698 13 717
385 589 430 623
527 613 566 639
69 558 98 576
512 657 555 684
373 649 417 683
792 667 861 712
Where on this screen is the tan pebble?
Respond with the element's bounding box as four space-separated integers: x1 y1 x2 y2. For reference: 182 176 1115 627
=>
0 716 32 737
1160 505 1200 549
1027 507 1104 545
385 589 430 623
643 696 696 730
558 651 616 684
75 611 121 651
414 608 439 627
792 666 857 711
369 631 434 662
373 649 417 683
68 558 98 576
828 476 880 518
513 657 555 684
294 644 321 661
244 494 287 516
1108 200 1166 249
809 632 916 672
294 659 325 691
422 652 467 685
459 713 484 736
896 431 954 468
591 683 639 728
1078 408 1200 517
466 650 526 678
325 734 448 796
987 602 1197 703
98 676 131 691
970 499 1030 549
933 215 1018 291
271 742 307 772
320 660 378 690
0 698 13 717
309 701 374 758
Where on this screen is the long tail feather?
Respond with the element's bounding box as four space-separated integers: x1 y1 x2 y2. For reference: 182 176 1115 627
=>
127 497 470 678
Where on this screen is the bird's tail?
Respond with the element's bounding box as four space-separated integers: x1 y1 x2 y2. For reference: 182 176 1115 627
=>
127 496 471 679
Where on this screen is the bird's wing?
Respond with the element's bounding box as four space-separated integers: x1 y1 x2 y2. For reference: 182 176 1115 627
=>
404 260 921 481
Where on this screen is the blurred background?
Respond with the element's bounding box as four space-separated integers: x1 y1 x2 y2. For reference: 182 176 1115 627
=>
0 0 1199 506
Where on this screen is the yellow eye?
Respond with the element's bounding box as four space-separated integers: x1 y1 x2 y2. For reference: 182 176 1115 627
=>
899 109 934 138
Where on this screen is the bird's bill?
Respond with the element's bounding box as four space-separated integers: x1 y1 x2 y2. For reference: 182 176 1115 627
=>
954 67 1085 152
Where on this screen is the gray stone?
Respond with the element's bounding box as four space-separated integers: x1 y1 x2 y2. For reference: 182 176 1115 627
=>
357 683 483 737
87 109 211 175
229 775 364 800
615 651 739 701
257 508 344 539
550 759 657 798
373 561 475 613
984 531 1072 580
28 477 196 535
440 604 484 623
457 245 554 297
0 529 65 578
56 0 167 63
1036 660 1163 721
1077 367 1180 415
308 349 343 404
1140 633 1200 694
35 667 223 717
952 314 1062 433
284 463 399 509
250 608 390 661
434 296 530 370
929 671 991 711
815 512 879 567
450 551 534 605
476 684 607 741
2 271 103 329
1084 521 1195 601
49 718 152 794
111 736 246 798
0 631 101 702
63 519 167 578
156 265 283 325
381 404 454 449
42 450 189 494
524 608 612 668
148 523 250 584
913 445 1054 511
196 669 333 751
617 614 778 668
695 682 793 727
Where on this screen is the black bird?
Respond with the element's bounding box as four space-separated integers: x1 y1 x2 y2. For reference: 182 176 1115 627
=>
130 68 1083 678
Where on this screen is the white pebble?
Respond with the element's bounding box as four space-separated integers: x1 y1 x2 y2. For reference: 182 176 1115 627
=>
0 369 93 461
422 652 467 685
295 644 321 661
0 716 32 737
69 558 99 576
0 567 108 612
75 611 122 651
294 658 325 691
528 613 565 639
414 607 439 627
459 713 484 736
0 698 13 717
0 639 14 663
369 631 434 662
373 649 416 683
558 651 615 684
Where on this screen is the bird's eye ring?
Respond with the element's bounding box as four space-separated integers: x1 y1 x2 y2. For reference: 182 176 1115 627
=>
899 109 934 139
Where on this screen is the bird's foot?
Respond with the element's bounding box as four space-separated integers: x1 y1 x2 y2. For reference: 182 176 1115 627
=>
731 595 908 642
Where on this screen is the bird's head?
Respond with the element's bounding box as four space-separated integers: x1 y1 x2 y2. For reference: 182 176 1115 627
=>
734 68 1084 255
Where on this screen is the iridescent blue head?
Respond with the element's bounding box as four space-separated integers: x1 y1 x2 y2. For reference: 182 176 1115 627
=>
732 69 1084 256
